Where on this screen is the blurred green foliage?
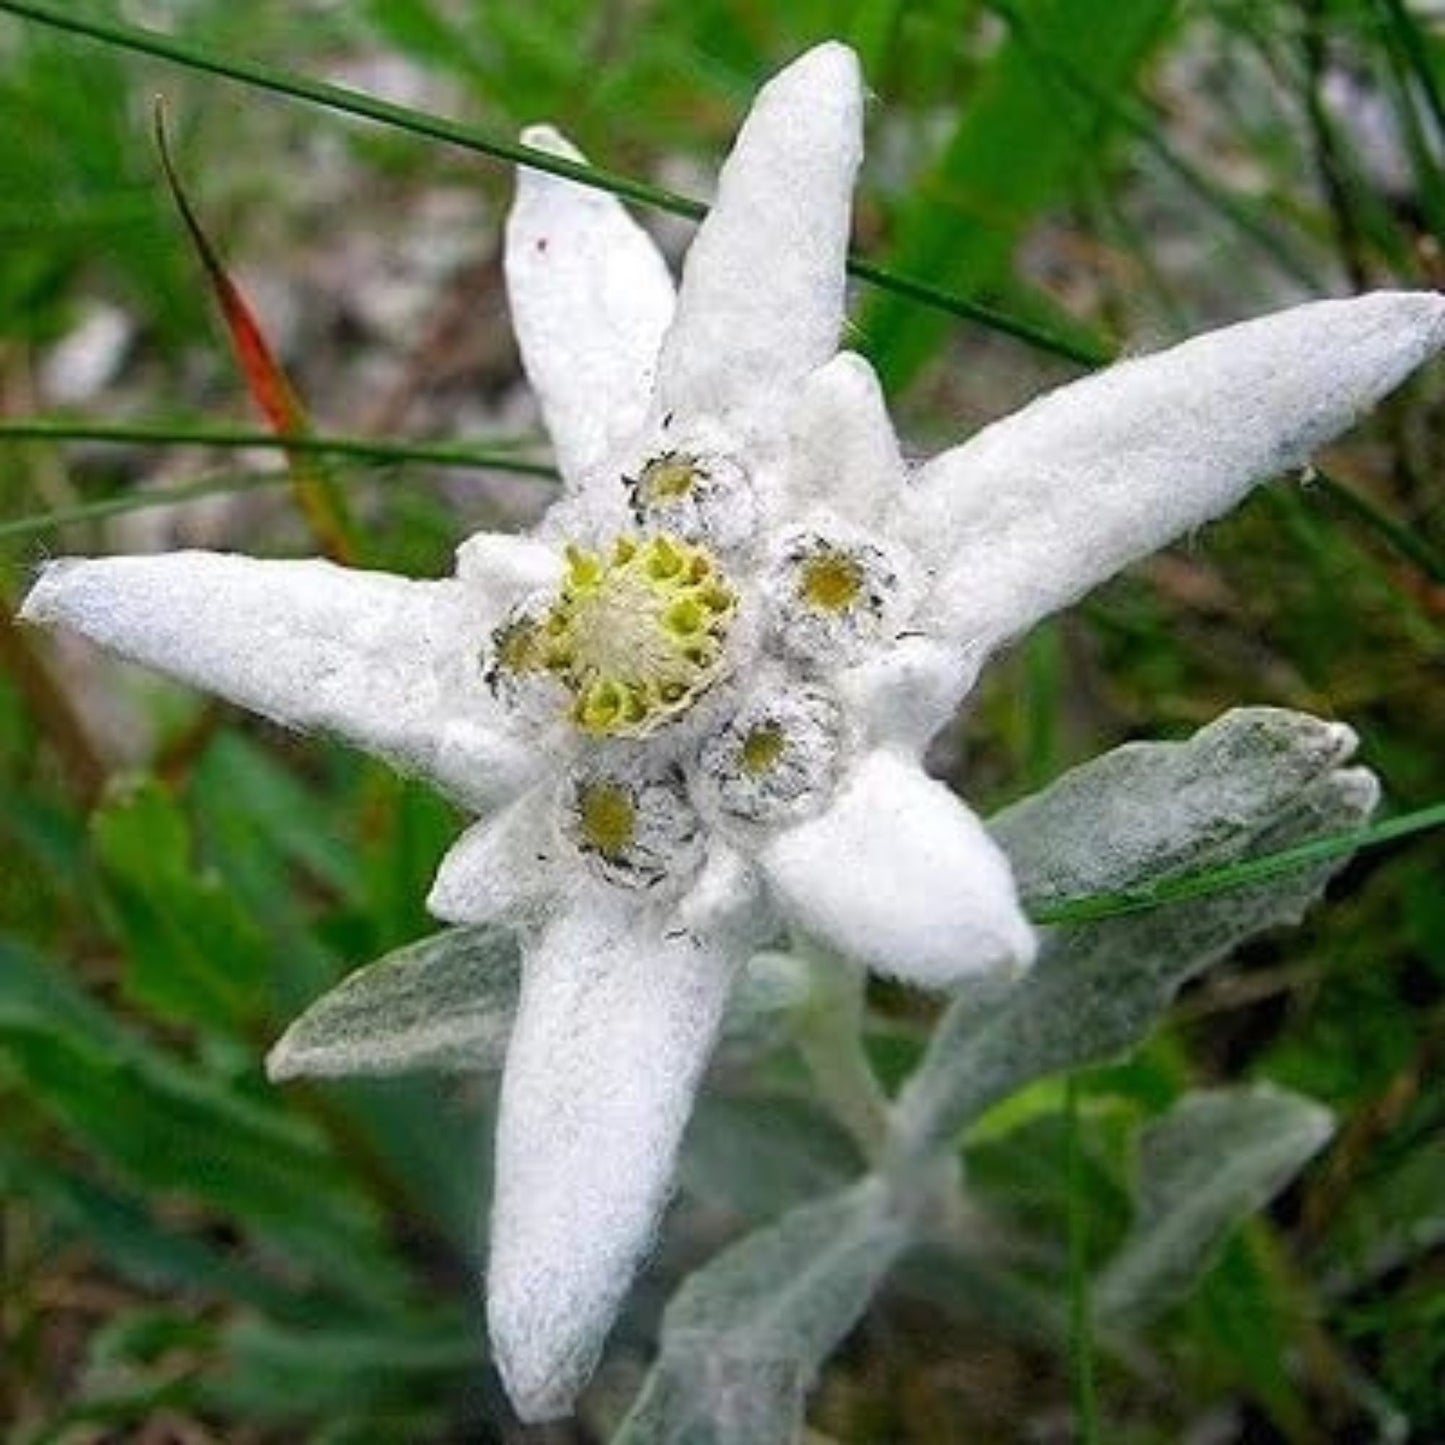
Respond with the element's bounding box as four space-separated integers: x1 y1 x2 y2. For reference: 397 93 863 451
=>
1 0 1443 1440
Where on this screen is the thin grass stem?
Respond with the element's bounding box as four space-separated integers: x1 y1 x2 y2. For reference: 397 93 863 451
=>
0 0 1108 367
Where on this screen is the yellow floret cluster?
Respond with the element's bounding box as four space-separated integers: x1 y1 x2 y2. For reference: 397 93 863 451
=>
538 533 737 737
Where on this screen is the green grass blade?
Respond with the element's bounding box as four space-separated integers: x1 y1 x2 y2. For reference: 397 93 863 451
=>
1032 799 1445 926
861 0 1175 390
1312 469 1445 587
1375 0 1445 148
1064 1073 1100 1445
0 0 1103 366
0 417 553 473
0 457 556 544
984 0 1324 292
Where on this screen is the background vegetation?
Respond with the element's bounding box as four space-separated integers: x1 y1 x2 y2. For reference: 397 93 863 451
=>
0 0 1442 1440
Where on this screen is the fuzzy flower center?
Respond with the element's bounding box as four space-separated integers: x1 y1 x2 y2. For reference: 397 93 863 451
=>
542 534 737 737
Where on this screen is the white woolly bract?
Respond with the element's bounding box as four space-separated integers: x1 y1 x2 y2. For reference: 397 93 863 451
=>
20 550 534 810
761 750 1036 986
506 125 676 486
654 42 863 427
783 351 907 524
906 291 1445 654
487 902 743 1422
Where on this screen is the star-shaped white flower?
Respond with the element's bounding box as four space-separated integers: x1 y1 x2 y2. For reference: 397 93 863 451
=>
19 41 1445 1422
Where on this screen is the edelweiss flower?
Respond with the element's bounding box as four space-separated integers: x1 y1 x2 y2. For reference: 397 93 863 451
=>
19 41 1445 1422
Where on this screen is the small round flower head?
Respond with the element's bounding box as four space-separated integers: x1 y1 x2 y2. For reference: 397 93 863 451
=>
541 533 738 737
695 682 845 825
766 529 905 666
625 449 757 552
560 762 704 890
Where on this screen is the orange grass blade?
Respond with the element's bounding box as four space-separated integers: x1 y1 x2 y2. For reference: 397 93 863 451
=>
153 99 357 561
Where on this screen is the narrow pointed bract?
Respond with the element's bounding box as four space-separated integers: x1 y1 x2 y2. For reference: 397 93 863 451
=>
655 42 863 425
17 39 1445 1426
762 750 1035 986
506 126 676 485
488 904 743 1422
21 550 536 810
784 352 908 522
906 292 1445 655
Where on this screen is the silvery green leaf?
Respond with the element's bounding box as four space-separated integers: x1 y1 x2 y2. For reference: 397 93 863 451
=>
1094 1084 1333 1325
894 1239 1064 1347
265 926 520 1080
614 1178 909 1445
680 1093 862 1222
268 935 810 1082
991 707 1357 908
893 762 1377 1157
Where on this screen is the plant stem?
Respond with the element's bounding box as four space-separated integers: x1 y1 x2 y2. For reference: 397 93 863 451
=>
793 945 892 1164
1065 1072 1101 1444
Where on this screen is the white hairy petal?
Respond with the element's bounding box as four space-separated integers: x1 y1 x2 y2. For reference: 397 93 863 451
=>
506 125 676 486
761 750 1035 987
655 43 862 426
488 902 741 1421
784 352 908 523
427 788 559 926
21 551 535 809
906 292 1445 655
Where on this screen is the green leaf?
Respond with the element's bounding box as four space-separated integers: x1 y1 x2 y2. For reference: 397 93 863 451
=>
614 1179 911 1445
993 707 1359 910
266 925 520 1080
0 1149 294 1314
680 1093 863 1223
214 1314 473 1423
196 731 362 900
267 933 812 1081
860 0 1173 389
1094 1084 1333 1325
894 719 1377 1157
91 777 270 1035
0 942 407 1304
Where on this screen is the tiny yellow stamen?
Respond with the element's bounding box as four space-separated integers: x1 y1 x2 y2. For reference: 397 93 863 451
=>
646 537 685 581
565 544 603 587
577 781 636 859
799 550 865 612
